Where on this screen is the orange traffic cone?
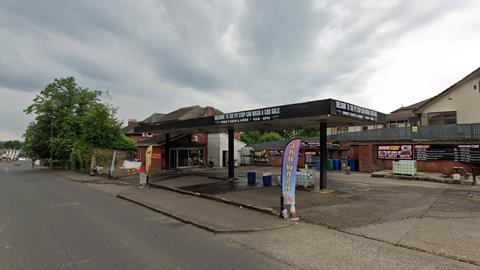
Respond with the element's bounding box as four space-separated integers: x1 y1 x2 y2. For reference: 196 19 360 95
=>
289 204 299 221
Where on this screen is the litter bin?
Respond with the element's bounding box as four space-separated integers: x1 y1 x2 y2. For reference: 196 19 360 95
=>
327 159 334 170
247 172 256 185
262 172 272 187
315 159 321 171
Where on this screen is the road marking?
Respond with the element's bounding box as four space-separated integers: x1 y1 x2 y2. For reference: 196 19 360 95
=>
51 202 81 209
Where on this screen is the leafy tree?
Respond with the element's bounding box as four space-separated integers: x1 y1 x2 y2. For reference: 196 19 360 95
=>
241 128 319 145
241 131 283 145
277 128 320 139
23 77 134 169
0 140 23 149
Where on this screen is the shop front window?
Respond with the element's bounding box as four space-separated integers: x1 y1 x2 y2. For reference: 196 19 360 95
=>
178 150 189 167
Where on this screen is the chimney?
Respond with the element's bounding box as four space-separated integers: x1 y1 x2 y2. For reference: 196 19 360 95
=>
128 119 138 126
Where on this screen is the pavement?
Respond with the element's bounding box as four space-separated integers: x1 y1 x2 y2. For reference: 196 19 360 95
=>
117 187 290 233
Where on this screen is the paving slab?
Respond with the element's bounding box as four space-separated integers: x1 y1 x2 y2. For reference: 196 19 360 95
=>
222 222 480 270
117 187 290 233
397 189 480 263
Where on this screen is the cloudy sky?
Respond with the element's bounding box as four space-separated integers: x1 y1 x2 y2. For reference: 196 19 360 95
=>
1 0 480 140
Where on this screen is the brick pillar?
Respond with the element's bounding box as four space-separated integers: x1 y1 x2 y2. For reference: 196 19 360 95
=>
358 144 375 173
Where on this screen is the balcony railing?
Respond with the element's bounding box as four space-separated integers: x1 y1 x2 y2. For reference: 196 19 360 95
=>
328 124 480 142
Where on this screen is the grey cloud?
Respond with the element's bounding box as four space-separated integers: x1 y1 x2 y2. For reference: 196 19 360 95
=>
0 0 477 139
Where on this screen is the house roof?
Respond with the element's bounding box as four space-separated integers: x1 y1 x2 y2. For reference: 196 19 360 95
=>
159 105 223 123
391 98 432 113
142 113 166 124
122 124 141 135
122 113 166 135
414 67 480 114
386 110 417 122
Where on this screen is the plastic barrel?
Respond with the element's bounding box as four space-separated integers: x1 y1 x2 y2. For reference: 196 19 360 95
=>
315 160 321 171
348 160 356 171
327 159 334 170
333 159 341 170
247 172 256 185
262 172 272 187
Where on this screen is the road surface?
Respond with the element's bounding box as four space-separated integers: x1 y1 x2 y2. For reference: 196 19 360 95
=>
0 162 293 270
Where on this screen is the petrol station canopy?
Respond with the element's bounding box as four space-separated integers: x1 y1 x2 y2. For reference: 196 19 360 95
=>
135 99 387 134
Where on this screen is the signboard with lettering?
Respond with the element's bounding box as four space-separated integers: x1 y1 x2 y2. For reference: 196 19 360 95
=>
414 145 455 161
335 100 379 122
377 145 413 160
454 145 480 163
214 107 281 124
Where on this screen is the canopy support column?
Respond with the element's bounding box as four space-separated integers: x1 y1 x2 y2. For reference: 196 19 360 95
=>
228 128 235 179
165 133 170 170
319 122 327 190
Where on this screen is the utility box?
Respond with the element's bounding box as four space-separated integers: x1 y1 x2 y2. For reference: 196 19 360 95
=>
393 160 417 176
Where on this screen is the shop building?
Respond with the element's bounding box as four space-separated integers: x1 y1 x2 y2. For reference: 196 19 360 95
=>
136 98 386 190
124 105 246 171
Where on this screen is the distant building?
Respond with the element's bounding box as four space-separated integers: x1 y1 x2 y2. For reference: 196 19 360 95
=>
415 67 480 126
385 98 431 128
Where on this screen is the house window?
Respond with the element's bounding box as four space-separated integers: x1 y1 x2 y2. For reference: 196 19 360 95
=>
427 111 457 125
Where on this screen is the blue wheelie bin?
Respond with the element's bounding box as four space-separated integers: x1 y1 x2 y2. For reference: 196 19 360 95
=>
247 172 256 185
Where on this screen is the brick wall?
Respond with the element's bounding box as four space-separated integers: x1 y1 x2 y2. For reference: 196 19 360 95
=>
137 146 163 170
351 142 480 173
358 144 375 173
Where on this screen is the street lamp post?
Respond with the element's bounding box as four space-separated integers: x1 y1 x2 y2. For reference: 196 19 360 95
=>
50 117 53 170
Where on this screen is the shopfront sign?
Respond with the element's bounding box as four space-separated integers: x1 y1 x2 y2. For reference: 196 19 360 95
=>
281 138 301 205
214 106 281 124
335 100 378 122
377 145 413 160
415 145 455 161
454 144 480 163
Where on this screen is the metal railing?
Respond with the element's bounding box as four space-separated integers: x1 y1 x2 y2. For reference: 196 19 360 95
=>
328 124 480 142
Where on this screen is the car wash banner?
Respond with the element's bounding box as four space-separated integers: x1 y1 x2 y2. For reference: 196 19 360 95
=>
145 145 153 175
281 138 301 205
